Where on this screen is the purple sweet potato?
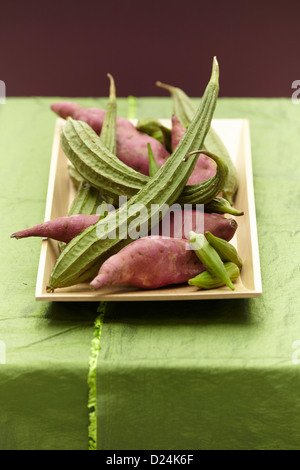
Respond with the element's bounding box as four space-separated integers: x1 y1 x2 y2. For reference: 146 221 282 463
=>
171 114 186 150
171 114 217 185
11 209 237 246
51 101 170 175
10 214 99 244
72 108 106 135
157 209 237 242
51 101 82 120
90 236 205 290
11 209 238 248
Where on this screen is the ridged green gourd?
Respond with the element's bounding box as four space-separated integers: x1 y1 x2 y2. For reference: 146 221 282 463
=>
156 79 239 205
68 73 116 215
68 181 104 216
48 57 222 289
61 117 228 206
68 165 84 189
58 74 116 253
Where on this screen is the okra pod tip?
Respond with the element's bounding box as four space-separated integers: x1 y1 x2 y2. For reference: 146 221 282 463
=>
107 73 116 99
188 230 205 250
211 56 219 82
188 230 235 290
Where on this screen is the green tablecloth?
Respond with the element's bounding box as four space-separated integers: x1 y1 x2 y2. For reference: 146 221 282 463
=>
0 97 299 450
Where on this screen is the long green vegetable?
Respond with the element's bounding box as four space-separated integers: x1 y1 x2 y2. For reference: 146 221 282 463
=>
188 261 240 289
205 231 243 268
68 165 84 189
57 75 116 254
147 143 160 177
189 231 235 290
48 57 221 289
68 181 104 216
61 118 227 206
156 80 239 204
61 119 147 205
99 73 117 155
204 197 244 216
68 73 116 215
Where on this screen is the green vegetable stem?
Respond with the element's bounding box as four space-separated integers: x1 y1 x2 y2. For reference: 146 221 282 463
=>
205 197 244 216
156 79 239 204
188 262 240 289
189 230 235 290
136 117 172 152
147 143 160 177
205 231 243 268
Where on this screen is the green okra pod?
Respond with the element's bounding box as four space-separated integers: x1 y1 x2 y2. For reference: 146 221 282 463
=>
177 149 228 205
204 197 244 216
136 117 172 152
68 181 105 215
68 165 84 189
49 57 221 289
156 81 195 128
205 231 243 268
189 230 235 290
188 262 240 289
99 73 117 156
147 143 160 177
156 80 239 204
68 73 117 215
62 117 227 206
58 75 116 254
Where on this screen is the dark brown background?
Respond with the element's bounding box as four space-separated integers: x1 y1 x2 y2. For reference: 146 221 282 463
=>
1 0 299 97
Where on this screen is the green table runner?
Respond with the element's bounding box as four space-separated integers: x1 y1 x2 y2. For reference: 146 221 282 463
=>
0 97 299 450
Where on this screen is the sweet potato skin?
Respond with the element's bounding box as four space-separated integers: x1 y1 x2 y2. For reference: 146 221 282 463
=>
158 209 237 242
171 115 217 185
11 210 237 245
51 102 170 175
90 236 205 290
73 108 106 135
171 114 186 150
51 101 82 120
10 214 99 244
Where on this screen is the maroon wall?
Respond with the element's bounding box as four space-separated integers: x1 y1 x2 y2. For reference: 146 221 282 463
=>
1 0 299 97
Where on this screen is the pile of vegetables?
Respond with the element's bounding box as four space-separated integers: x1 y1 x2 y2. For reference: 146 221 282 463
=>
11 57 244 292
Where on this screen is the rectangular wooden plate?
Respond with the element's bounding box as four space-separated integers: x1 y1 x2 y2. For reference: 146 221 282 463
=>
35 118 262 301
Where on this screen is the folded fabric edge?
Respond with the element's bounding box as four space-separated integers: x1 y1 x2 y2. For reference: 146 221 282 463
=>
87 92 135 449
87 302 107 451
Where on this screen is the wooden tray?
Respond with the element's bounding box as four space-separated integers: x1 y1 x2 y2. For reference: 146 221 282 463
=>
35 118 262 301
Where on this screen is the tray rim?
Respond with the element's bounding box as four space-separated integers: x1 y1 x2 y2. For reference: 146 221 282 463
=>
35 117 262 302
